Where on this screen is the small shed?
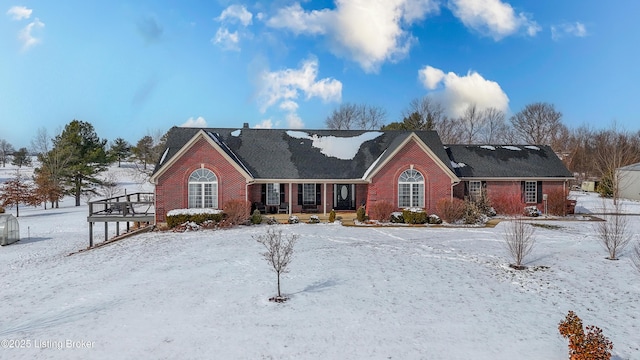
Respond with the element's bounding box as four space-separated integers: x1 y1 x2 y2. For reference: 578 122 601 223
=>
0 214 20 246
618 162 640 201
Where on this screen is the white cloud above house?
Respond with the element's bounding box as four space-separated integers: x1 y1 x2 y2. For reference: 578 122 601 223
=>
213 5 253 51
257 57 342 128
418 65 509 118
551 22 587 41
447 0 540 40
181 116 208 127
6 5 32 20
18 18 45 51
266 0 440 73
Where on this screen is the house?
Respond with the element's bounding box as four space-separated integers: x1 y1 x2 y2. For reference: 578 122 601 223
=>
617 162 640 201
150 126 573 224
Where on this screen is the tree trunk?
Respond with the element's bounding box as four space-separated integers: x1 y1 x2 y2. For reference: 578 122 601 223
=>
277 272 281 297
75 175 82 206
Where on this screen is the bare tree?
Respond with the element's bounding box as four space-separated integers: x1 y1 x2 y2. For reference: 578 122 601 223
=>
503 218 536 269
325 103 386 130
0 139 15 167
510 102 565 146
632 241 640 274
596 200 632 260
435 116 463 144
254 228 298 302
99 172 123 198
400 96 447 130
458 104 483 144
478 107 509 144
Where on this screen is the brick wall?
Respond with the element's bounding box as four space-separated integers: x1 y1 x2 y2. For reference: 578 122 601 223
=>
155 137 247 222
367 139 453 214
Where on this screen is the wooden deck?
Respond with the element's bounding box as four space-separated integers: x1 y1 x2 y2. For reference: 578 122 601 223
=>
87 193 155 247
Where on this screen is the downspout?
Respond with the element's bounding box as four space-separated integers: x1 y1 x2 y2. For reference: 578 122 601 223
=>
323 183 327 215
288 183 292 215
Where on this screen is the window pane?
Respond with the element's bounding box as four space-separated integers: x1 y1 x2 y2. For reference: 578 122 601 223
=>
303 184 315 205
525 181 537 203
188 169 218 209
267 183 280 206
469 181 481 201
188 183 202 208
399 184 411 207
412 183 424 207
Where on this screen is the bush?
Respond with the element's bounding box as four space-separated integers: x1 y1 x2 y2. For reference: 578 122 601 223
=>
288 215 299 224
308 215 320 224
166 211 224 228
390 212 404 223
490 191 525 216
436 198 466 223
428 214 442 224
0 206 4 213
356 205 367 222
558 311 613 360
463 200 485 225
402 208 428 224
328 209 336 223
547 187 569 216
223 199 250 226
251 209 263 224
368 201 395 222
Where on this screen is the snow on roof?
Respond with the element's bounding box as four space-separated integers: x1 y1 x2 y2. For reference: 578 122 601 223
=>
231 129 241 137
480 145 496 150
524 145 540 150
451 161 466 168
501 146 521 151
286 131 384 160
159 147 170 165
362 149 387 179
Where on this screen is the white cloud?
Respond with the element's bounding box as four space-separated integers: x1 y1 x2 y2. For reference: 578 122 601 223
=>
218 4 253 26
267 0 440 73
18 18 45 51
551 22 587 41
257 57 341 128
7 5 32 20
254 119 275 129
448 0 539 40
212 27 240 51
181 116 208 128
418 65 509 118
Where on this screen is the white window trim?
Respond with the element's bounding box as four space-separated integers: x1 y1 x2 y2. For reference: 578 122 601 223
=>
302 183 316 205
469 181 482 201
398 169 425 208
524 181 537 204
266 183 280 206
188 168 218 209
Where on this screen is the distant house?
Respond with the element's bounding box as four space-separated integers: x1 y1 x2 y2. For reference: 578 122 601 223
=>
617 162 640 201
150 126 573 224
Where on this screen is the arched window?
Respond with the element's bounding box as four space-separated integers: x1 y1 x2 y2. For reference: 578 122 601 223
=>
398 169 424 208
188 168 218 209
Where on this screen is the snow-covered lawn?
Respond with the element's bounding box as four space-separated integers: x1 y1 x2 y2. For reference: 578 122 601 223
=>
1 168 639 359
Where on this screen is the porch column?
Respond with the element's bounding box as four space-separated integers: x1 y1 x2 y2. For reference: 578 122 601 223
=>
323 183 327 215
288 183 292 215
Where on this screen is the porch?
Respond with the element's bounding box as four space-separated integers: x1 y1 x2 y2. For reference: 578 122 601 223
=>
87 192 155 247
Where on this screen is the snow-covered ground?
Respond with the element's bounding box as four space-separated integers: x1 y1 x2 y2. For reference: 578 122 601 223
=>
1 164 639 359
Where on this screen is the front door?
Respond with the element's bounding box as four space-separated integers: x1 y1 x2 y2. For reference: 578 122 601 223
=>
334 184 355 210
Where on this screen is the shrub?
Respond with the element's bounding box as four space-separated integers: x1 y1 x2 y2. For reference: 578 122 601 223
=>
328 209 336 223
558 311 613 360
463 200 485 224
166 211 224 229
428 214 442 224
251 209 263 224
223 199 250 226
0 206 4 213
368 201 395 222
472 188 493 216
547 187 569 216
436 198 466 223
308 215 320 224
356 205 367 222
390 212 404 223
489 191 525 216
288 215 299 224
402 208 428 224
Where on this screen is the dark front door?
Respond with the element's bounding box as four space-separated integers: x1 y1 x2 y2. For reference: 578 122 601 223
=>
334 184 355 210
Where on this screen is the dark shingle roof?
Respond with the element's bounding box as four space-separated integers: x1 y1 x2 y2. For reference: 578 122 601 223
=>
445 144 573 178
155 127 453 180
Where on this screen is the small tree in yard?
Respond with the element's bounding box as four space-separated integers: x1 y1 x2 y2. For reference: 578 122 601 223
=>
596 200 632 260
254 228 298 302
0 170 36 217
503 218 535 269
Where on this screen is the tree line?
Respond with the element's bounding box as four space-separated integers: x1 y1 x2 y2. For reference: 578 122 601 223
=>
325 97 640 195
0 120 166 214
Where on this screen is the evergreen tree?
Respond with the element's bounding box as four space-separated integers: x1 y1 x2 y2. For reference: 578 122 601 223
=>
52 120 109 206
109 137 131 167
10 147 32 168
132 135 154 170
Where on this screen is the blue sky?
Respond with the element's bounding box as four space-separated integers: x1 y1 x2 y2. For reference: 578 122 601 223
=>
2 1 639 148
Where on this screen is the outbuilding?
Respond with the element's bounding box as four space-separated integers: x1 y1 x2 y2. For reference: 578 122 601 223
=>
0 214 19 246
618 162 640 201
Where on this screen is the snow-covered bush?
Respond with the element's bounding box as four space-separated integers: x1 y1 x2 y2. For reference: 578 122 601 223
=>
463 200 486 224
428 214 442 224
390 212 404 223
288 215 299 224
308 215 320 224
402 208 428 224
166 209 224 228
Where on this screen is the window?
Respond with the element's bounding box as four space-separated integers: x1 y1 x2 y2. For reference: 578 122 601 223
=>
468 181 482 201
302 183 316 205
188 168 218 208
524 181 537 203
266 183 280 206
398 169 424 208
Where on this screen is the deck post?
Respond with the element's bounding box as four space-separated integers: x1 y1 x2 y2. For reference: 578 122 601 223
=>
104 222 108 242
89 222 93 247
